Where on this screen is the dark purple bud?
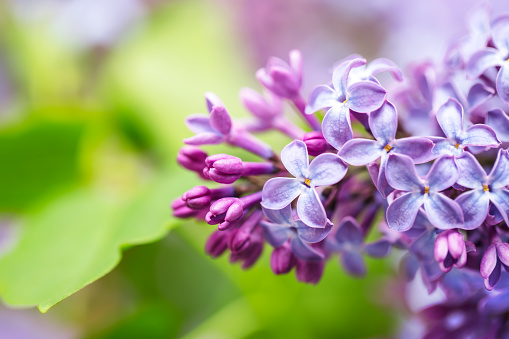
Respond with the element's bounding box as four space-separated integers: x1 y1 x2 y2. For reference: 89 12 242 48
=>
203 154 244 184
205 230 230 258
302 131 328 156
229 210 263 254
177 146 208 173
206 197 244 230
182 186 211 209
271 241 296 275
171 198 200 218
295 258 324 284
230 229 264 269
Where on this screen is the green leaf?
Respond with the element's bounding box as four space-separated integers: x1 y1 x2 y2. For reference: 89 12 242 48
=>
0 170 197 312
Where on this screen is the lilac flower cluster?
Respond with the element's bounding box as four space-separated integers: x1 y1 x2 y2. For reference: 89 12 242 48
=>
173 5 509 336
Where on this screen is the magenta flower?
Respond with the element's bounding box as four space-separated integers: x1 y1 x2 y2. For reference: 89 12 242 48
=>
385 154 464 231
261 140 347 227
305 58 387 149
455 149 509 229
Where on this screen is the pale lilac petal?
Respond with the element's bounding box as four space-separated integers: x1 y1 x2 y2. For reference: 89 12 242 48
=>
338 139 382 166
260 222 291 247
281 140 308 178
392 137 434 164
455 152 486 189
424 193 464 230
466 48 504 79
333 58 366 95
496 63 509 104
436 98 463 142
386 192 425 232
366 58 403 81
261 177 302 210
205 92 224 112
461 124 500 147
467 83 495 110
295 220 332 243
262 205 293 226
489 189 509 225
455 189 490 230
291 237 323 261
488 149 509 188
428 137 459 158
183 133 224 145
377 154 394 198
496 243 509 267
426 155 459 192
480 244 497 279
209 106 232 135
492 20 509 53
185 114 216 134
364 240 391 258
369 101 397 144
305 85 338 114
341 250 366 276
308 153 348 186
486 109 509 142
385 154 423 192
322 104 352 150
346 81 386 113
335 217 363 245
297 188 328 228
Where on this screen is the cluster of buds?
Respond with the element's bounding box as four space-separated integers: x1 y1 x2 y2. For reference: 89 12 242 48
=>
172 4 509 336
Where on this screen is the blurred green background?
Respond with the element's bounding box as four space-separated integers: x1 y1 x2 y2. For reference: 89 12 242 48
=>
4 0 486 337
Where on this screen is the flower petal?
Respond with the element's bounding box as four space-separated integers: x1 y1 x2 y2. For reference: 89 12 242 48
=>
335 216 364 246
424 193 464 230
333 58 366 96
497 63 509 104
322 104 352 150
260 222 291 247
426 155 459 192
386 192 425 232
346 81 387 113
385 154 423 192
295 220 332 243
369 100 397 144
281 140 309 178
377 154 394 198
341 250 366 277
364 240 391 258
480 244 497 280
262 205 293 226
183 133 225 145
455 189 490 230
290 237 324 261
185 114 216 134
455 151 485 189
466 48 504 79
488 149 509 188
489 188 509 226
261 177 302 210
209 106 232 135
461 124 500 147
467 83 495 110
338 139 382 166
486 109 509 142
436 98 463 142
496 243 509 267
492 20 509 53
428 137 459 158
305 85 338 114
308 153 348 186
366 58 403 81
205 92 224 112
392 137 434 164
297 188 328 228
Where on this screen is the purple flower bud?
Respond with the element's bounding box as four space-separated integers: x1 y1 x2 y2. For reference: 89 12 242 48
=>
240 87 282 120
203 154 244 184
230 228 264 269
271 241 296 275
256 50 302 99
205 230 229 258
295 257 324 284
182 185 211 209
229 210 263 254
302 131 328 156
177 146 208 173
171 198 200 218
206 197 244 230
434 230 471 272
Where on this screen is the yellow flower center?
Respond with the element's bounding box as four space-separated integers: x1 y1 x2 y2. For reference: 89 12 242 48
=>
424 186 430 194
304 178 311 187
483 184 490 192
454 143 461 149
383 144 393 153
342 99 348 104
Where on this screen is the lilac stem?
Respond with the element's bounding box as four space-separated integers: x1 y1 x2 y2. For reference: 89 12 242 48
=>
210 187 236 199
291 94 321 131
242 162 275 176
239 191 263 210
228 131 274 159
273 117 306 139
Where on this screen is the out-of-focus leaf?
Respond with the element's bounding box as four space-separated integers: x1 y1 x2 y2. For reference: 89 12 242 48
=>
0 121 83 211
0 170 197 312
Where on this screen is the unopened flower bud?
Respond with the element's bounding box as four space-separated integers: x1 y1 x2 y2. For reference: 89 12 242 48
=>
302 131 328 156
205 230 230 258
271 241 296 275
206 197 244 230
182 186 211 209
177 146 208 173
203 154 243 184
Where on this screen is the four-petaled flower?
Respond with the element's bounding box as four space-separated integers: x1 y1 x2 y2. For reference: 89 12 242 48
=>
455 149 509 229
305 58 387 149
385 154 464 231
261 140 347 228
